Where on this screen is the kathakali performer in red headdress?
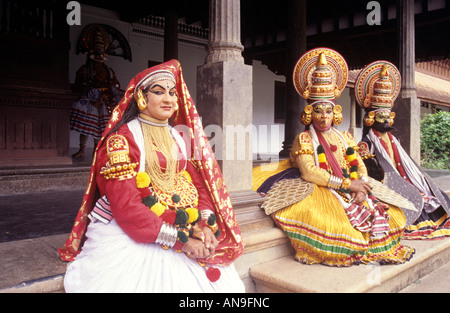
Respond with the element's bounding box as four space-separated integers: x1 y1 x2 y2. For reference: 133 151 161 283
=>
59 60 245 292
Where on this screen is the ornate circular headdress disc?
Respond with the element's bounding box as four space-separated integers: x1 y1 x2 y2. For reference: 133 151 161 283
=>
354 60 401 111
293 47 348 101
81 24 110 52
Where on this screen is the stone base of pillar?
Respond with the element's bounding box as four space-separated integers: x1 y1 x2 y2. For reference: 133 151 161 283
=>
197 61 253 192
393 96 421 163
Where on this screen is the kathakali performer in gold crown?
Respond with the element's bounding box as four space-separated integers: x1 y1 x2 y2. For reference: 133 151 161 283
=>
356 61 450 240
253 48 415 266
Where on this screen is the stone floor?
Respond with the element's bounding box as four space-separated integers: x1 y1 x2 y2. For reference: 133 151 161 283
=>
0 188 84 243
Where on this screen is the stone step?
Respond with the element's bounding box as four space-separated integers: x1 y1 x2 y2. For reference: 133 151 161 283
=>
236 227 293 292
232 191 275 233
0 166 91 195
0 233 68 293
250 237 450 293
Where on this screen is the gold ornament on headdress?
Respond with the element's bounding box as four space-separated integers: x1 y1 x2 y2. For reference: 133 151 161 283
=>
389 111 396 126
363 111 375 127
333 104 343 125
300 104 313 125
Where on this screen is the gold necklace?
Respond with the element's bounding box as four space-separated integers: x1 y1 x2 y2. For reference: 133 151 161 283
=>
140 119 179 195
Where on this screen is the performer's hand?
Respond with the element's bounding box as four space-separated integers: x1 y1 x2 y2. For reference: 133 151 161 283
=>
349 179 372 195
182 238 211 259
350 191 366 204
202 227 218 255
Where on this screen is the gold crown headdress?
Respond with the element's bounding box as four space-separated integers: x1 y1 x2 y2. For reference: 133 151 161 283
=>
355 61 401 111
293 48 348 125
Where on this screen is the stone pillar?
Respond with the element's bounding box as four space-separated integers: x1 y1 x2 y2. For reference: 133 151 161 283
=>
205 0 244 63
197 0 253 192
395 0 421 162
280 0 307 157
164 10 178 61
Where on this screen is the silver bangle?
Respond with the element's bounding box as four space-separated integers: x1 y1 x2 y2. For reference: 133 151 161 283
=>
327 175 343 189
155 222 178 247
201 209 214 221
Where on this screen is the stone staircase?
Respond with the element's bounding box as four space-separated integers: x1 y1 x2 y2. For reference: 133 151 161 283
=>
249 237 450 293
1 166 450 293
0 188 291 293
234 189 450 293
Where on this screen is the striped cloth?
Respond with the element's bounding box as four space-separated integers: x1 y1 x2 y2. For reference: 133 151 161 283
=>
89 195 112 224
70 87 122 139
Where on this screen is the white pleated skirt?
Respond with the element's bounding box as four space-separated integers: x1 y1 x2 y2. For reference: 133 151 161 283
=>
64 219 245 293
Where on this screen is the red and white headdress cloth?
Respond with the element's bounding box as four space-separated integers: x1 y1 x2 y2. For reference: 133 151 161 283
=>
58 60 244 265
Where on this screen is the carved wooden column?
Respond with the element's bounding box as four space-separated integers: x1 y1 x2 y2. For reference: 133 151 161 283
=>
349 89 357 139
197 0 253 192
164 10 178 61
280 0 307 157
395 0 421 161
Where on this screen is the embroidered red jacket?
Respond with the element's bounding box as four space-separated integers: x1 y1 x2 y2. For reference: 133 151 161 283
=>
95 124 216 245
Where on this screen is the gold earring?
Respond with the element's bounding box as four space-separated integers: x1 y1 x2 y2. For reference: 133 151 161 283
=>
333 105 343 125
300 105 313 125
389 111 396 126
135 90 147 110
364 111 375 127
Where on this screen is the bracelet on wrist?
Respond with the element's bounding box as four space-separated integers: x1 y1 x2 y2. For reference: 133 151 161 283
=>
341 177 352 190
327 175 343 189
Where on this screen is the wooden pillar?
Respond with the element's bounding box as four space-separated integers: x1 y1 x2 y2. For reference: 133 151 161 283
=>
280 0 307 157
395 0 421 162
349 89 357 139
164 10 178 61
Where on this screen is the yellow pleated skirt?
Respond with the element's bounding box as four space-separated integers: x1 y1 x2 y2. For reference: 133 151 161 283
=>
253 160 415 267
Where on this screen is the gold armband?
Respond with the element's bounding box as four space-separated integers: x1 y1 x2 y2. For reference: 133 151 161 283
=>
293 149 314 156
100 134 138 181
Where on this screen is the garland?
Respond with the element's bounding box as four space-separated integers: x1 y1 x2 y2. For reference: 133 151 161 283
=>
316 145 361 193
136 171 222 281
136 171 220 239
317 145 328 170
